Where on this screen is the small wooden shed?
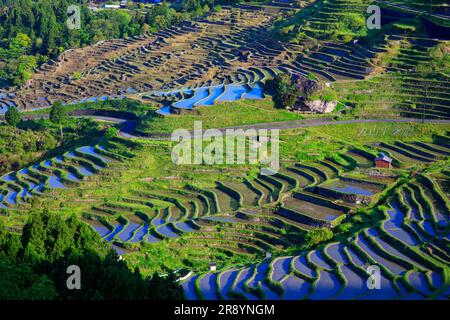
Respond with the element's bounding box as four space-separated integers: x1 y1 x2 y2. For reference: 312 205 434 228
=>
375 153 392 168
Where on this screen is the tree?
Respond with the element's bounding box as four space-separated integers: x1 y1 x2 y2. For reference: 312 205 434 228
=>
104 127 118 139
5 106 21 127
8 33 31 52
0 258 58 300
12 55 37 85
336 13 367 40
264 74 301 109
36 0 59 53
49 101 67 141
0 212 184 300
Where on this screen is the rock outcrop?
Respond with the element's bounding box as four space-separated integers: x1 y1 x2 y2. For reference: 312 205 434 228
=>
303 99 337 113
293 74 322 95
289 72 337 113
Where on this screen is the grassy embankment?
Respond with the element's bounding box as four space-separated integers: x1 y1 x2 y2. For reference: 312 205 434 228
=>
136 98 304 134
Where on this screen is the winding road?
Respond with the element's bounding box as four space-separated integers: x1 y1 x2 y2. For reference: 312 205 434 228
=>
78 116 450 140
2 111 449 141
2 112 449 140
376 0 450 20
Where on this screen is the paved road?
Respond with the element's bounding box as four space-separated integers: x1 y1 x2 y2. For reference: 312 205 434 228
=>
117 117 450 140
375 0 450 20
2 112 449 140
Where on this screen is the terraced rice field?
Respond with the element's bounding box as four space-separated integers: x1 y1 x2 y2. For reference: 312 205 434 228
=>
0 6 290 113
174 138 450 300
182 176 449 299
155 82 265 115
0 118 448 300
333 38 450 120
381 0 450 17
376 140 449 166
3 1 446 121
0 145 122 208
0 0 449 303
78 159 342 253
1 2 446 132
21 138 429 267
321 179 384 196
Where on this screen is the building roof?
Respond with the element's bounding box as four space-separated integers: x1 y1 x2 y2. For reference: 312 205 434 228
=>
375 153 392 163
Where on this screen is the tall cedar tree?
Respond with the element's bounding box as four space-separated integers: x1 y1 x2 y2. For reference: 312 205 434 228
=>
49 101 67 141
5 105 21 127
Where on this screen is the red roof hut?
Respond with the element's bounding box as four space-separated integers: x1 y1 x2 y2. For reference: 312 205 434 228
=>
375 153 392 168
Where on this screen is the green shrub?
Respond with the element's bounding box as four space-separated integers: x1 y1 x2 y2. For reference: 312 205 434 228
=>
49 101 67 141
104 127 118 139
336 222 353 234
0 124 59 174
304 227 333 247
417 43 450 76
393 23 416 33
335 12 367 39
72 71 82 80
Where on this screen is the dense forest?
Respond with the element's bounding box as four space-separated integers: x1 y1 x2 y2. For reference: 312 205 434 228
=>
0 0 233 86
0 207 183 299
